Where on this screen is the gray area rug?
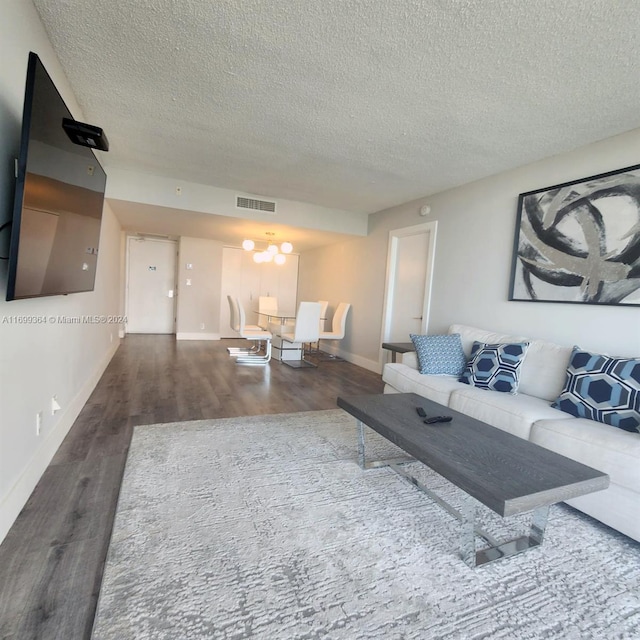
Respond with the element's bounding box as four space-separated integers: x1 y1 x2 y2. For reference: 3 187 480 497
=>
92 410 640 639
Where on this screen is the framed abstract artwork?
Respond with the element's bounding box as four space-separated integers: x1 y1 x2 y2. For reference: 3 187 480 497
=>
509 163 640 306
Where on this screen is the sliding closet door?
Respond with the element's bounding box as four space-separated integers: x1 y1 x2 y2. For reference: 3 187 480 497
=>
220 247 299 337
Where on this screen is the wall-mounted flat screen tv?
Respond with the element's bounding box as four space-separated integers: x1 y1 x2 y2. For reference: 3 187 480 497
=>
6 52 107 301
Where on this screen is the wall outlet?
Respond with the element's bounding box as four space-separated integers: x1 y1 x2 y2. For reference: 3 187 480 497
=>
175 186 182 196
200 323 205 330
36 411 43 436
51 396 61 415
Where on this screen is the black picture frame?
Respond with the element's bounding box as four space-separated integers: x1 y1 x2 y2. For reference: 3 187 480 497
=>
508 163 640 306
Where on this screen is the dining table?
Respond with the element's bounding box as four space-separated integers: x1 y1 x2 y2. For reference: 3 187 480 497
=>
255 308 297 323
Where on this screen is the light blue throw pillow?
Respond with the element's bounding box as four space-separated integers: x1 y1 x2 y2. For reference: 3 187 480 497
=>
459 341 530 394
410 333 466 376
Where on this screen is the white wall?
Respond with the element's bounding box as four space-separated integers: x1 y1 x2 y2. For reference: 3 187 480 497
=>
299 127 640 371
106 168 369 236
0 0 122 543
176 236 223 339
299 240 386 370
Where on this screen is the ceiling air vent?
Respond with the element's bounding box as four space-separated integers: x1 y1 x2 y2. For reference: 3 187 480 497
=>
236 196 276 214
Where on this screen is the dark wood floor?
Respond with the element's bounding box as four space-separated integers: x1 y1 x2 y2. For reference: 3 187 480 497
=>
0 335 384 639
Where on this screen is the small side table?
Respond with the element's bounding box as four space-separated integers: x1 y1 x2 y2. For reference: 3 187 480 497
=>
382 342 415 363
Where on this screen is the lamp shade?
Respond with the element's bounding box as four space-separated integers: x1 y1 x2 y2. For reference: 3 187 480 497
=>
280 241 293 254
242 239 255 251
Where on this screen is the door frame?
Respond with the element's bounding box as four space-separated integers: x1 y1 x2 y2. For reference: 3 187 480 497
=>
380 221 438 348
124 235 178 335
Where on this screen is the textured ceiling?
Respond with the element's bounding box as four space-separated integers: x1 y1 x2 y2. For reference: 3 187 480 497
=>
33 0 640 215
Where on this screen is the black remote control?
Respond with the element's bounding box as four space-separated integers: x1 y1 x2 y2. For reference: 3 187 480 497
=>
416 407 427 418
424 416 452 424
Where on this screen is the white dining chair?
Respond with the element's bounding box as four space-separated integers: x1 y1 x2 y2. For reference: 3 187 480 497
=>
233 297 273 365
226 295 261 355
318 302 351 360
307 300 329 353
279 301 321 368
318 300 329 332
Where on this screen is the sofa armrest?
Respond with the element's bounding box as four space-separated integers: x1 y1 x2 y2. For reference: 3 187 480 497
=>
400 351 418 369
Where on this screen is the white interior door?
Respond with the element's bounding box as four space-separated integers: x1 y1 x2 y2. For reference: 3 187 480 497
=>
381 222 437 343
126 237 177 334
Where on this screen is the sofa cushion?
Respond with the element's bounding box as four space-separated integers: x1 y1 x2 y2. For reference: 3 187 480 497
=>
516 340 573 402
448 324 572 401
447 324 526 357
551 347 640 433
382 363 468 406
459 341 530 394
531 417 640 489
449 387 572 440
410 333 466 376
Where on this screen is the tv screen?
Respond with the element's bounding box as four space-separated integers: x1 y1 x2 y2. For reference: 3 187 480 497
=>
6 52 107 301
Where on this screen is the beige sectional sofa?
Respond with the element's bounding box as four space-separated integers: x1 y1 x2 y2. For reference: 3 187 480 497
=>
382 324 640 543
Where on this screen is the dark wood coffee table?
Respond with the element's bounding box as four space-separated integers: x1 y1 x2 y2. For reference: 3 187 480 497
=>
337 393 609 568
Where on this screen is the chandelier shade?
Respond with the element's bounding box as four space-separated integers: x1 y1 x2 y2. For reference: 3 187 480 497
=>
242 233 292 265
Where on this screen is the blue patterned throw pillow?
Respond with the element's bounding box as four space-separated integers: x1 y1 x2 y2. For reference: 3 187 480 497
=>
552 347 640 433
459 341 530 394
410 333 466 376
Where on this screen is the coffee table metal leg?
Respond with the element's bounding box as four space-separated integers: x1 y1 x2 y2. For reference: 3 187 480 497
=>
459 498 477 568
460 496 550 568
357 420 366 469
530 504 549 545
357 421 414 470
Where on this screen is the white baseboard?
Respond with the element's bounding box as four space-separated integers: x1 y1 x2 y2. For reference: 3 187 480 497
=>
0 339 120 545
320 345 381 374
176 332 219 341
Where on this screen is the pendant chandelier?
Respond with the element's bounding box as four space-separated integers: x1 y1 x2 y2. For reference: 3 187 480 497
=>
242 232 293 265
